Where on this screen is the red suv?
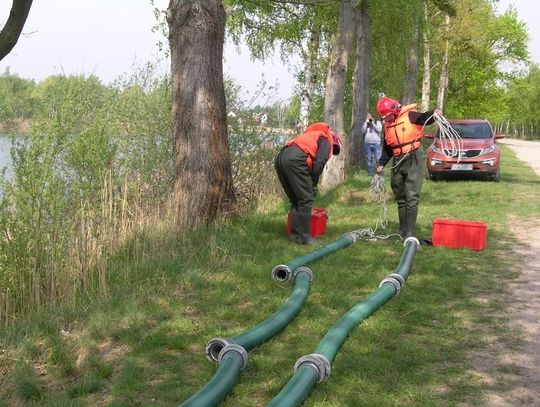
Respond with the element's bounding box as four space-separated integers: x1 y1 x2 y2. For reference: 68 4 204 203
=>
425 119 504 181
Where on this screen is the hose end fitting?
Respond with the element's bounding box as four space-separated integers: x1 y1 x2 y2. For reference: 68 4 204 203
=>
293 266 313 281
272 264 292 282
294 353 331 383
205 338 231 363
404 236 420 251
218 344 248 370
342 232 357 243
379 272 406 295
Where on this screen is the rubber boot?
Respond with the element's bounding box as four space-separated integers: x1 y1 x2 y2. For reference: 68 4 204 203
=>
289 208 299 242
405 207 418 238
297 207 315 245
398 206 408 238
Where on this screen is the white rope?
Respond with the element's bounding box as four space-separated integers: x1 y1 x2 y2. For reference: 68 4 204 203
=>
429 112 463 161
348 174 402 241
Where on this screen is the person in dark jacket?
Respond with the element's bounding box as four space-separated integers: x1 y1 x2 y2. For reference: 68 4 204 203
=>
375 97 442 238
275 122 342 244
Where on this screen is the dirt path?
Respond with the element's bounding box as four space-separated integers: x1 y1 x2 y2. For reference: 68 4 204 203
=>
473 138 540 405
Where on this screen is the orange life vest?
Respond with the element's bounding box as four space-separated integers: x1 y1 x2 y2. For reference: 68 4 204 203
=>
286 122 333 169
383 104 424 156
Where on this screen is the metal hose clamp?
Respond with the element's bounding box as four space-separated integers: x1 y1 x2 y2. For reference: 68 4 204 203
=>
218 344 249 370
272 264 292 282
294 353 331 383
404 236 420 251
205 338 231 362
387 273 405 289
342 232 358 243
379 275 402 295
293 266 313 281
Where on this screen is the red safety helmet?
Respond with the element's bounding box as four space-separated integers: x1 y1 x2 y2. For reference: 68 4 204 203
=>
376 96 400 118
331 131 342 155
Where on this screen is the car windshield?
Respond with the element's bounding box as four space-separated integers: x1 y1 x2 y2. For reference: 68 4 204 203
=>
437 122 493 139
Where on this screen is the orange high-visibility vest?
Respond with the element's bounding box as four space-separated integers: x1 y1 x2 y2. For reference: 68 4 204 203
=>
287 123 333 169
383 104 424 156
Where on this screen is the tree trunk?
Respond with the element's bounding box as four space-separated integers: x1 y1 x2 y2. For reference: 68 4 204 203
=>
348 0 370 170
299 24 321 130
167 0 236 231
319 0 355 192
437 14 450 111
0 0 33 61
420 3 431 112
402 23 420 105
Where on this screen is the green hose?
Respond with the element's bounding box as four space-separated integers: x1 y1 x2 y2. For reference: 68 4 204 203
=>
205 267 313 361
178 232 361 406
267 237 420 407
271 233 356 282
179 267 313 407
179 350 244 407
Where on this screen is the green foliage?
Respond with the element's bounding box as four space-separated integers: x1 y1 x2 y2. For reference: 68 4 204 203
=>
0 66 173 324
0 68 36 120
433 0 528 119
370 0 424 101
499 63 540 138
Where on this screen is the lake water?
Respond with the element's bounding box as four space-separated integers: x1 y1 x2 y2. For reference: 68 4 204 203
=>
0 134 13 182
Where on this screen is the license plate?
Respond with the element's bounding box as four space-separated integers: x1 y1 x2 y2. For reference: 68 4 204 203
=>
451 164 473 170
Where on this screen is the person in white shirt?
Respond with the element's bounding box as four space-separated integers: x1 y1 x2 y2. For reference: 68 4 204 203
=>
361 113 383 176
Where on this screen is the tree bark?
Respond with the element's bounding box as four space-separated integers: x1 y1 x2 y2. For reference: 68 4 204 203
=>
0 0 33 61
402 23 420 105
319 0 355 191
167 0 236 231
299 24 321 130
437 14 450 111
348 0 370 170
420 3 431 112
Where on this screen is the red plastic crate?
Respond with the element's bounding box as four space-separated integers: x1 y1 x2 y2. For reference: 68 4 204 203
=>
286 208 328 238
432 219 487 251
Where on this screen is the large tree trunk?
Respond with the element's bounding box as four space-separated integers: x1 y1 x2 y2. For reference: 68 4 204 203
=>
401 23 420 105
167 0 236 231
348 0 370 170
319 0 355 191
299 24 321 130
0 0 33 61
437 14 450 111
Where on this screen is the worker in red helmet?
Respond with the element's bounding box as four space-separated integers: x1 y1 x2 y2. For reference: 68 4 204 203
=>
275 122 342 244
375 96 442 238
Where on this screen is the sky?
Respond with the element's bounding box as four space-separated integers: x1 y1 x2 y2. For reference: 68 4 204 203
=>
0 0 539 102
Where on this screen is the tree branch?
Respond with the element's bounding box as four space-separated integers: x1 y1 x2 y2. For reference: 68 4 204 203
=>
0 0 34 61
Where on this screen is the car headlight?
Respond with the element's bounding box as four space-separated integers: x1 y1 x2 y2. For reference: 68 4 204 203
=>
479 145 495 155
429 145 444 154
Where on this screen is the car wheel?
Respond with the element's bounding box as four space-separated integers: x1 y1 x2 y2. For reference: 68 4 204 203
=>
427 170 438 181
490 168 500 182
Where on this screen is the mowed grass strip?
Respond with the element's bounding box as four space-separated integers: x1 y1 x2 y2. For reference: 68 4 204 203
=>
0 145 538 406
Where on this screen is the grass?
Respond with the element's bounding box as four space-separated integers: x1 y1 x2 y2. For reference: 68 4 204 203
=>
0 144 539 406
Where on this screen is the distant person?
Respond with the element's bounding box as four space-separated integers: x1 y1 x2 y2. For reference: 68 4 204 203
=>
274 122 342 245
361 113 383 176
375 96 442 238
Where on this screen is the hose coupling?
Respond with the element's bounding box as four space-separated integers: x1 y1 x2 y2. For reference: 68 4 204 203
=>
404 236 420 251
342 232 357 243
294 353 331 383
293 266 313 281
205 337 231 362
272 264 293 282
379 273 406 295
218 343 248 370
